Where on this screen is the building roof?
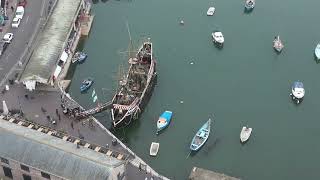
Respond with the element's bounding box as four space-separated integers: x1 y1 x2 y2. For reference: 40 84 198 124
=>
20 0 82 84
0 119 125 180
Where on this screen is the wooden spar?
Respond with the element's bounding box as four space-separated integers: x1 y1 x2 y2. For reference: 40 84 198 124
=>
126 21 134 59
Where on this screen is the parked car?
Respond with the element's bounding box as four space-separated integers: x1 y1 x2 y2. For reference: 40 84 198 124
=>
0 41 9 56
18 0 27 7
15 6 24 19
3 33 13 43
12 17 21 28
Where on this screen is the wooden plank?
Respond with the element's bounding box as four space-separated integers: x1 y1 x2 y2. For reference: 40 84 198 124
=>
0 115 4 118
9 118 15 122
17 121 24 125
73 139 80 144
37 127 43 132
117 154 124 160
47 131 53 135
106 150 112 156
84 143 90 148
27 124 34 129
94 147 101 152
62 136 69 141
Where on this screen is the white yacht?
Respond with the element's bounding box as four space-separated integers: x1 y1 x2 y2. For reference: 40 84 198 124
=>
212 31 224 46
207 7 215 16
240 126 252 143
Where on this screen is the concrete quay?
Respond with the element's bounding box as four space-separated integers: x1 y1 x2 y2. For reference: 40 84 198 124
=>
189 167 240 180
1 83 169 179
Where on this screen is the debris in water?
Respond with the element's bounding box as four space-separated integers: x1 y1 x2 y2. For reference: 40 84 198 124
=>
180 100 184 104
180 20 184 25
190 62 194 65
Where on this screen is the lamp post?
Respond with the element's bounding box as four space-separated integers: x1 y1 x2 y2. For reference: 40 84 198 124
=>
4 0 7 17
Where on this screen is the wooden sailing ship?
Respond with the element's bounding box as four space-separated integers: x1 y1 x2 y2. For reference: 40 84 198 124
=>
110 38 157 128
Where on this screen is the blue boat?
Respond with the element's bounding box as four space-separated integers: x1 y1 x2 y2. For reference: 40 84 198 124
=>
190 119 211 151
156 111 173 134
244 0 255 11
80 78 94 92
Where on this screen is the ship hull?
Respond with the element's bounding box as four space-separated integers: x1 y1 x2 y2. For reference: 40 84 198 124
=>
111 39 157 128
111 73 157 128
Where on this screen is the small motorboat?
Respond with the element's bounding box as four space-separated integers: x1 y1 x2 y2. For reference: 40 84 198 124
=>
207 7 215 16
156 111 173 134
72 52 87 63
150 142 159 156
245 0 255 11
273 36 284 53
190 119 211 151
290 81 305 104
80 78 94 92
212 31 224 46
314 43 320 60
240 126 252 143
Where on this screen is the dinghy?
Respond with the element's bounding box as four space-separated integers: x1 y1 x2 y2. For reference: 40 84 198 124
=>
273 36 284 53
190 119 211 151
80 78 94 92
240 126 252 143
156 111 173 134
290 81 305 104
207 7 215 16
315 43 320 60
150 142 159 156
245 0 255 11
212 31 224 46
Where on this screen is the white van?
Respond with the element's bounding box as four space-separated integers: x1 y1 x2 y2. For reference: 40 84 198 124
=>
15 6 24 19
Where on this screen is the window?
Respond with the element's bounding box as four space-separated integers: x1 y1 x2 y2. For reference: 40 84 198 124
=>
41 172 50 179
3 166 13 178
0 157 9 164
23 174 32 180
20 164 29 172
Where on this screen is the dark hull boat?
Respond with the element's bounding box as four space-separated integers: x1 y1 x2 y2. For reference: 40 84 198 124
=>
80 78 93 92
111 38 157 128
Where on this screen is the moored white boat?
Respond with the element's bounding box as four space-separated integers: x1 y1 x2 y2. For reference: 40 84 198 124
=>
245 0 255 11
211 31 224 46
150 142 159 156
207 7 215 16
315 43 320 60
290 81 305 104
240 126 252 143
273 36 284 53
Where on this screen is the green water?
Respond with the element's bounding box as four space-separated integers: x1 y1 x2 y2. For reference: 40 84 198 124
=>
68 0 320 179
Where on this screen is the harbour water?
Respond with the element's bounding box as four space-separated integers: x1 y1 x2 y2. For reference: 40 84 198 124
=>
68 0 320 179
